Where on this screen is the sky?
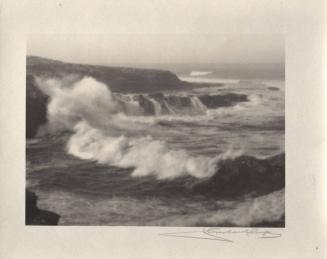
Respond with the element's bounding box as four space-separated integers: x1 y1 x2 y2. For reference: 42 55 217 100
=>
27 34 284 65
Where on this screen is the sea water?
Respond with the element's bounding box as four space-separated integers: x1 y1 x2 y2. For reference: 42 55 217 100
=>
26 66 285 226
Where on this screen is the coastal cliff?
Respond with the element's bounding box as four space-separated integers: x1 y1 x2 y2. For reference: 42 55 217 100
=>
27 56 186 93
26 56 189 138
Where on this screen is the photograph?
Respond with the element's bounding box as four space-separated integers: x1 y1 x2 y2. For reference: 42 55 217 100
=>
2 0 326 258
25 34 285 227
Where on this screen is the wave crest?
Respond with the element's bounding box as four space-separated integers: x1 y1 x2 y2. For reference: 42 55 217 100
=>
37 76 243 179
189 71 212 77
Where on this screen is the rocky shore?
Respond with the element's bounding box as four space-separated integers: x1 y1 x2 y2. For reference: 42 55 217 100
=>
26 56 230 138
26 190 60 225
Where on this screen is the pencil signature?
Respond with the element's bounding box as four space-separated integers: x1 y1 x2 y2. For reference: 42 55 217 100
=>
159 228 282 243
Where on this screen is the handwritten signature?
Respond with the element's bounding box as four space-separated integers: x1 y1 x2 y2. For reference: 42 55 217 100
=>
159 228 282 243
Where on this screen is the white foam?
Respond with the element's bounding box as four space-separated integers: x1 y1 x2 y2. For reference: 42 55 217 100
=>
148 98 162 115
180 76 240 84
37 76 243 179
190 96 207 112
189 71 212 77
67 121 223 179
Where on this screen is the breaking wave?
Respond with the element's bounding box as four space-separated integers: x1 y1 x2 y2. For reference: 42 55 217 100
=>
36 76 244 179
179 76 241 84
189 71 212 77
114 91 248 116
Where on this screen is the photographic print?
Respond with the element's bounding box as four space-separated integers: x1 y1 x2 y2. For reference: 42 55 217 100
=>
25 34 285 227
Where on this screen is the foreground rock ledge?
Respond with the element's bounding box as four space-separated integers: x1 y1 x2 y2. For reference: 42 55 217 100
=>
26 190 60 225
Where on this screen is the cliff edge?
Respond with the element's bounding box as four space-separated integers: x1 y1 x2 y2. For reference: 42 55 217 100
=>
26 56 190 138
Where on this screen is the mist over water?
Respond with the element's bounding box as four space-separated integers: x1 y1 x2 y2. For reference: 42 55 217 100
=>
27 67 285 226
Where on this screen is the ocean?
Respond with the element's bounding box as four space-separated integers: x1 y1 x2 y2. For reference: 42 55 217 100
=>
26 64 285 226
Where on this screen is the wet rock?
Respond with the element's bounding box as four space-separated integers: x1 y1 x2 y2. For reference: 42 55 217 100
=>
193 153 285 198
26 190 60 225
198 93 248 108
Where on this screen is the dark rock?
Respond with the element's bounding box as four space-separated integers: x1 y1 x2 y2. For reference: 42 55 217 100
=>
166 95 192 108
91 153 285 200
148 93 193 113
138 95 155 115
27 56 184 93
192 153 285 198
26 190 60 225
198 93 248 109
26 75 48 138
267 86 280 91
26 56 191 138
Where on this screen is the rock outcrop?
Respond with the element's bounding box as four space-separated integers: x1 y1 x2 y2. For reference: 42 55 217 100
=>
26 75 48 138
26 190 60 225
192 153 285 198
27 56 187 93
113 153 285 200
267 86 280 91
26 56 191 138
198 93 247 109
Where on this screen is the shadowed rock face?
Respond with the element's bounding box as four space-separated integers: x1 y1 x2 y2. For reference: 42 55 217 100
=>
268 86 280 91
198 93 247 108
26 75 48 138
27 56 185 93
192 153 285 198
26 56 188 138
138 95 156 115
26 190 60 225
129 93 249 115
26 57 247 138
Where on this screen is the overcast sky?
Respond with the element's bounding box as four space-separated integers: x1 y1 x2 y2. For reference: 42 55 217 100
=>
27 34 284 65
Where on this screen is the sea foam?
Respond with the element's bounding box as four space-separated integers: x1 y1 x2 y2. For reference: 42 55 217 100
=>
36 76 242 179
